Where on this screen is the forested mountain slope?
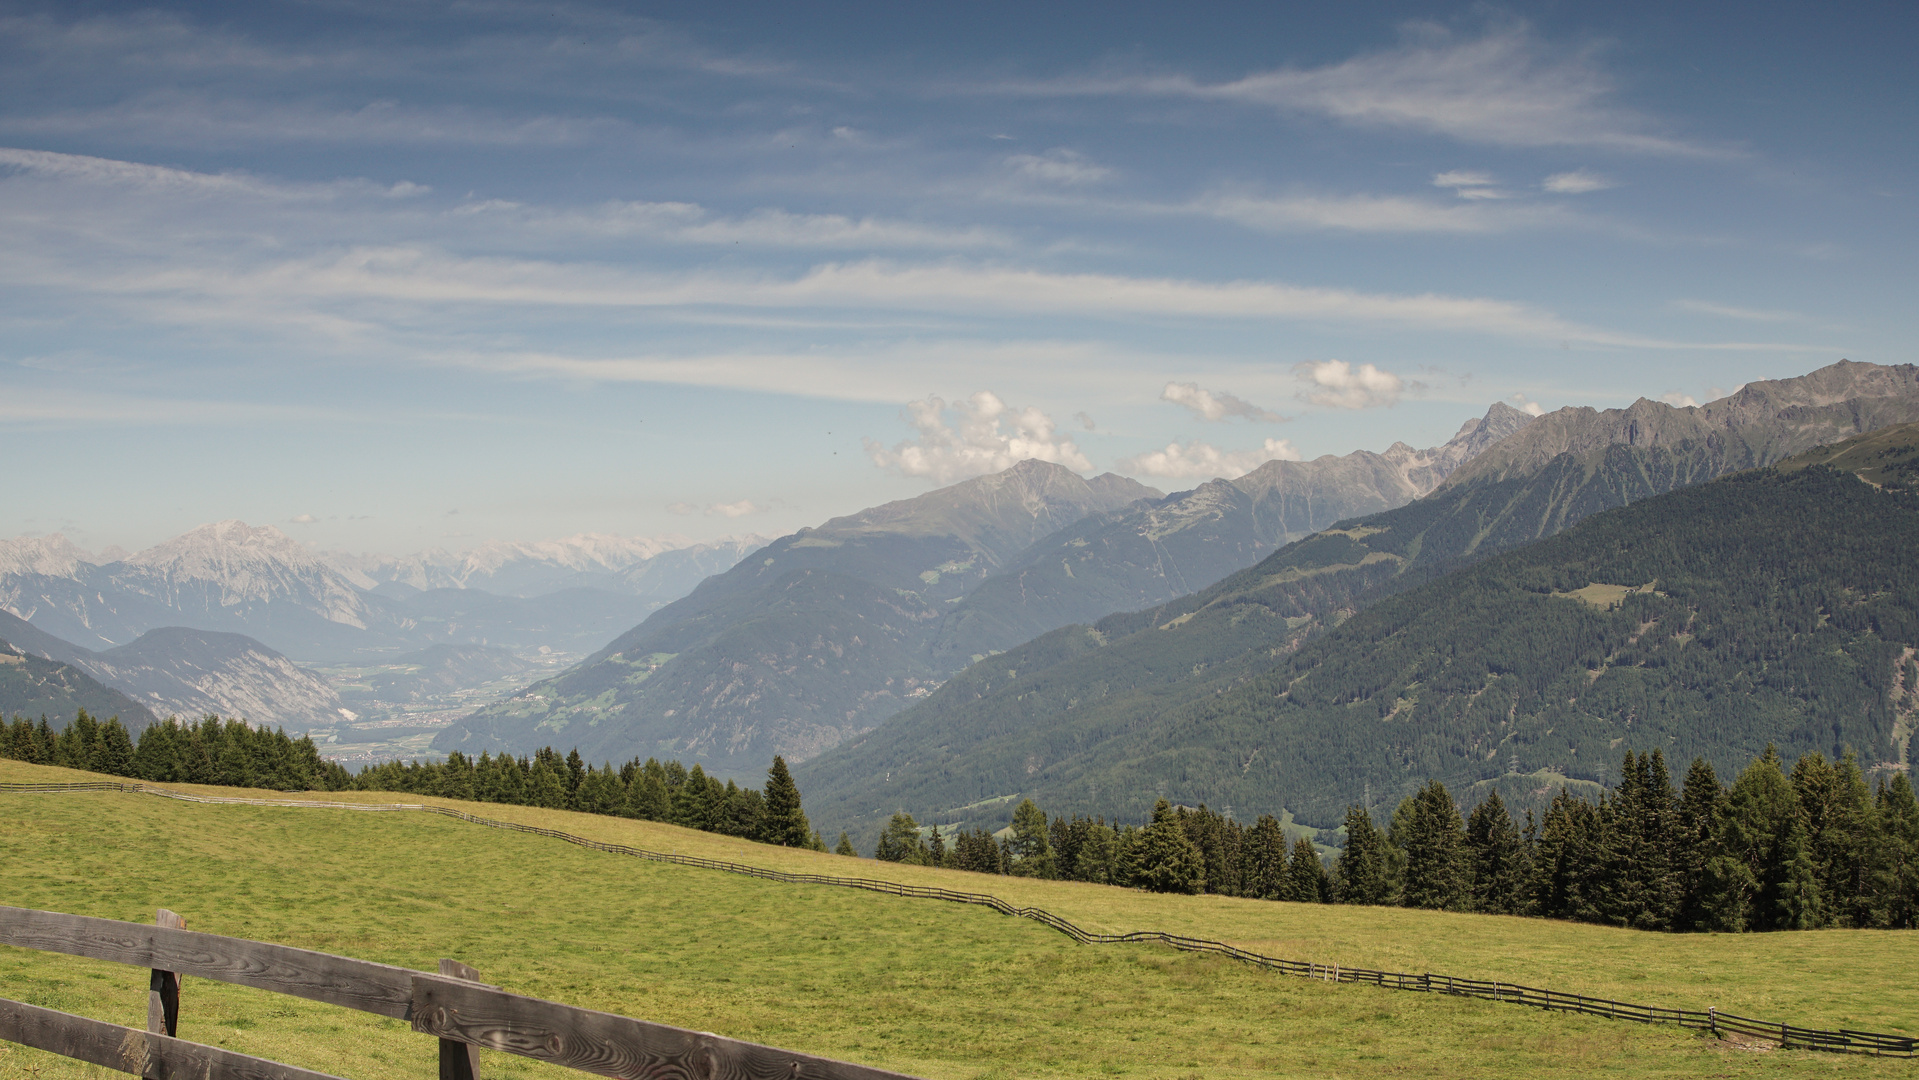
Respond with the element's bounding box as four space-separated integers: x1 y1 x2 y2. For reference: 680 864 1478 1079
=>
795 364 1919 839
0 638 158 730
928 403 1532 669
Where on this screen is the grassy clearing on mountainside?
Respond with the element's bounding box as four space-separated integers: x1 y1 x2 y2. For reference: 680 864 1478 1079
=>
1 760 1914 1080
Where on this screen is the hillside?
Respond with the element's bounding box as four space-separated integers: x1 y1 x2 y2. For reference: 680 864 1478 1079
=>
3 760 1916 1080
802 400 1919 840
0 640 157 730
438 408 1535 773
0 611 345 730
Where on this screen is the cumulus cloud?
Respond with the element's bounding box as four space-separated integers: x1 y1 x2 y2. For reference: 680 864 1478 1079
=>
864 391 1092 484
1506 393 1547 416
1161 381 1289 422
1294 360 1408 409
1006 149 1112 185
1116 438 1301 480
1543 169 1615 194
1660 391 1700 408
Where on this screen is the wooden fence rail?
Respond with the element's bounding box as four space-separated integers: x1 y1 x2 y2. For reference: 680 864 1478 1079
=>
0 905 922 1080
6 781 1918 1057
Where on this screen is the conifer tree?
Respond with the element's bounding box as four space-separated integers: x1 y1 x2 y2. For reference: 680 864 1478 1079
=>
1246 815 1288 900
1674 757 1726 929
1401 780 1469 910
834 831 857 856
1465 791 1525 914
758 755 812 847
1006 798 1056 878
1335 805 1393 905
874 812 926 863
1793 751 1873 926
926 824 947 867
1286 836 1328 903
1073 821 1118 884
1872 774 1919 928
1135 799 1205 894
1713 746 1822 931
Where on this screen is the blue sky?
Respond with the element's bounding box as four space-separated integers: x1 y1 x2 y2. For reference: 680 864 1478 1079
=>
2 1 1913 556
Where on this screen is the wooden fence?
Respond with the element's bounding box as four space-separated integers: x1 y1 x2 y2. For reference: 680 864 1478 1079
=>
6 781 1918 1058
0 903 921 1080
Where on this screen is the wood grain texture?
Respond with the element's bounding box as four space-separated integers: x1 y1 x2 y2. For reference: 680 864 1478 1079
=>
436 960 485 1080
148 909 185 1038
0 907 415 1019
410 974 924 1080
0 997 348 1080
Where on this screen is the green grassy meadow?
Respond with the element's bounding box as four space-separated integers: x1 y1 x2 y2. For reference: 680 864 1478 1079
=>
2 759 1916 1080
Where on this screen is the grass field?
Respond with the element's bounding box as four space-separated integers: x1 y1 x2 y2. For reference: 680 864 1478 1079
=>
3 759 1916 1080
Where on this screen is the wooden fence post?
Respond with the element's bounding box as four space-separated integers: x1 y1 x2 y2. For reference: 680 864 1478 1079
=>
437 960 484 1080
147 910 184 1038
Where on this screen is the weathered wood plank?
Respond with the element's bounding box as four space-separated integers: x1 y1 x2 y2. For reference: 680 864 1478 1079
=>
148 909 185 1038
0 907 414 1019
410 974 925 1080
0 997 348 1080
437 960 485 1080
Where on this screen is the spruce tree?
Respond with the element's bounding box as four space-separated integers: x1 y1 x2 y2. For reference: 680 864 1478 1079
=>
1401 781 1469 910
1135 799 1205 894
758 755 812 847
1465 792 1525 914
834 831 857 856
875 812 925 863
1872 774 1919 928
1247 815 1288 900
1286 837 1328 903
1717 746 1822 931
1335 805 1393 905
1674 757 1726 930
1007 799 1056 877
1073 821 1118 884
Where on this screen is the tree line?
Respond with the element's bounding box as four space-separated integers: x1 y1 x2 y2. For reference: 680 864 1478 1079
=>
1 710 822 852
863 747 1919 932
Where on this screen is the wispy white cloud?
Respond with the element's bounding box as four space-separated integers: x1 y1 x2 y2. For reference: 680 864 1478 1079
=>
1660 390 1700 408
288 513 319 524
864 392 1091 483
1161 381 1288 422
1543 169 1615 194
1294 359 1408 409
1671 299 1796 322
1115 437 1300 480
1005 149 1112 186
474 198 1013 250
987 25 1718 155
1191 190 1562 233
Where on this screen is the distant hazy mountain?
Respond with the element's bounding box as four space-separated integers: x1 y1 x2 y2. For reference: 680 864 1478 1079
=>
336 643 537 705
0 522 765 667
0 637 159 731
793 359 1919 840
0 521 409 657
930 402 1534 668
436 461 1164 770
0 610 348 730
329 534 766 602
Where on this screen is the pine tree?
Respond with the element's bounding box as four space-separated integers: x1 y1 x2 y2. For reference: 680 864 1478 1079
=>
1335 805 1393 905
1674 757 1726 930
926 824 948 867
1006 798 1056 878
1401 781 1469 910
874 812 926 863
1793 751 1873 926
1135 799 1205 894
1072 821 1118 884
1246 815 1288 900
1465 792 1525 914
834 831 857 856
758 755 812 847
1286 837 1328 903
1872 774 1919 928
1716 746 1822 931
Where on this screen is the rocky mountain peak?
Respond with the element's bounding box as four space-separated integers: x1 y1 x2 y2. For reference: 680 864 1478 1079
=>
0 534 96 578
117 519 373 629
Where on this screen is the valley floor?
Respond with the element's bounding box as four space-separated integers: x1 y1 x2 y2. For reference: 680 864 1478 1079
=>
1 759 1913 1079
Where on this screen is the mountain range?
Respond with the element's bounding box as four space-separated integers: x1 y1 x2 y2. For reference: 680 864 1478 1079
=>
433 403 1534 771
790 360 1919 841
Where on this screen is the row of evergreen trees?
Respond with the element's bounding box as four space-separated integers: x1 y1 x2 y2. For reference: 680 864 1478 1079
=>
2 712 352 792
867 748 1919 932
1 711 821 852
